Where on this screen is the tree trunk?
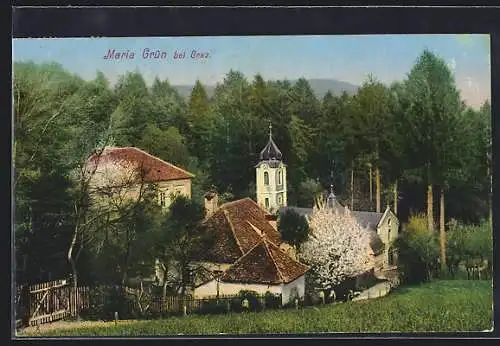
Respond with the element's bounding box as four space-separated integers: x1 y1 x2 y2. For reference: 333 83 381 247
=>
369 165 373 211
439 186 446 271
350 162 354 210
393 179 398 216
375 166 381 213
68 218 80 320
427 184 434 232
162 281 168 299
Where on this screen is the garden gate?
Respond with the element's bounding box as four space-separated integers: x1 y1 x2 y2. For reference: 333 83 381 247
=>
16 278 89 327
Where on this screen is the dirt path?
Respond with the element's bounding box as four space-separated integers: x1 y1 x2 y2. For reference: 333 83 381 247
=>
16 319 139 337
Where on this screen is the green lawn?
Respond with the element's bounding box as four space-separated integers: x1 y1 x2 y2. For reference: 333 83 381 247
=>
20 280 493 336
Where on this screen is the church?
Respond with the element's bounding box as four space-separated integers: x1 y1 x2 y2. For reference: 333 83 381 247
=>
256 125 399 273
189 123 399 299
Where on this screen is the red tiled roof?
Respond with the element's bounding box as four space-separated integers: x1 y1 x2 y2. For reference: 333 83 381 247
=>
87 147 194 182
192 209 244 264
220 198 282 251
192 198 283 264
220 239 309 285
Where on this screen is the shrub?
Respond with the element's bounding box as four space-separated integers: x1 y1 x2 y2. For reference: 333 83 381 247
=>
304 291 322 306
446 219 492 279
332 277 357 302
198 299 227 315
355 270 379 291
394 215 440 284
264 291 282 309
80 286 136 321
229 297 243 313
236 290 263 312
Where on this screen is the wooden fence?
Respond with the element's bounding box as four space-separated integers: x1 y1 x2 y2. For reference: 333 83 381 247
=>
15 279 90 328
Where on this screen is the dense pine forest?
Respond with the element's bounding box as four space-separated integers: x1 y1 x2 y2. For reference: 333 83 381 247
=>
13 49 491 284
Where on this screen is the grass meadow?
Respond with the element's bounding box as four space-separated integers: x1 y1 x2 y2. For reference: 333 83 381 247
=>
19 280 493 336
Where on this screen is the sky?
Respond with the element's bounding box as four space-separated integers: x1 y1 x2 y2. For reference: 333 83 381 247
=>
13 34 491 109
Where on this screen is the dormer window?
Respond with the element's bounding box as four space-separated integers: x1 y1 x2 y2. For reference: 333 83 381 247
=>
264 171 269 185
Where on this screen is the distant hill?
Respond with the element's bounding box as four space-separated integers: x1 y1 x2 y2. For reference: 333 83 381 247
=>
304 79 359 99
172 78 359 100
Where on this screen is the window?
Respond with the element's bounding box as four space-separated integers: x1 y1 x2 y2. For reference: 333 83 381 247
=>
265 198 269 208
159 192 166 207
278 170 282 185
388 251 395 266
278 194 283 206
264 171 269 185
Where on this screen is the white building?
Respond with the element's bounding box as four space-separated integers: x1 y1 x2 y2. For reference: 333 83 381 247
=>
190 197 308 305
255 124 287 214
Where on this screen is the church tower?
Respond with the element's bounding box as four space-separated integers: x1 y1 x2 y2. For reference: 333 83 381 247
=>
255 123 287 213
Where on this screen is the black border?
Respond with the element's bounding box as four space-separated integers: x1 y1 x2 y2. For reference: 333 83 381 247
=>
11 7 500 38
9 5 500 342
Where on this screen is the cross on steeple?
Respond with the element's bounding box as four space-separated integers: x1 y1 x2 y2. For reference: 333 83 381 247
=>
269 121 273 139
327 160 337 208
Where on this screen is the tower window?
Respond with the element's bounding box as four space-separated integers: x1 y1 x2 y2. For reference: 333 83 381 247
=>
278 170 282 186
278 194 283 206
264 171 269 185
265 198 269 208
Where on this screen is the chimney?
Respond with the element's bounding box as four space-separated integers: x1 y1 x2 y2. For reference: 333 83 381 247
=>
204 189 219 217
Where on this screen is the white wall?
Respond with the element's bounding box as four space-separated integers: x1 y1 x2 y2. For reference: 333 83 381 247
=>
256 162 287 211
281 275 305 304
156 179 192 210
377 210 400 267
193 280 282 299
193 279 219 298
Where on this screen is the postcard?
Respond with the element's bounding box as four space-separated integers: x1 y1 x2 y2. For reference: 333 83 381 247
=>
12 34 492 337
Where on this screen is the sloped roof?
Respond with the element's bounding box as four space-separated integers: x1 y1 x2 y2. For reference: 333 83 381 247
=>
87 147 194 182
192 198 283 264
259 135 283 161
351 211 384 230
192 210 244 264
278 205 385 254
220 239 309 285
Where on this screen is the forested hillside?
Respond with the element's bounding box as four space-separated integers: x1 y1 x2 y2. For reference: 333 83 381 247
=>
13 49 491 283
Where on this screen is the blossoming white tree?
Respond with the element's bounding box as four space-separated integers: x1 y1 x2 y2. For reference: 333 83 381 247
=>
299 197 374 290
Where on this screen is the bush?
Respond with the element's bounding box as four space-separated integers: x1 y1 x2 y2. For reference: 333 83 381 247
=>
199 299 228 315
304 291 322 306
355 270 379 291
264 291 282 309
229 297 243 313
80 286 136 321
235 290 263 312
394 215 440 284
446 219 492 279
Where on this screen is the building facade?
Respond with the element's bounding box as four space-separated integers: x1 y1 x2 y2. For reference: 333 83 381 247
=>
255 124 288 213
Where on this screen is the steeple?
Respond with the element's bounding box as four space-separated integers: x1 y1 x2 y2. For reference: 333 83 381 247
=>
255 121 287 213
259 121 283 161
326 161 341 210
